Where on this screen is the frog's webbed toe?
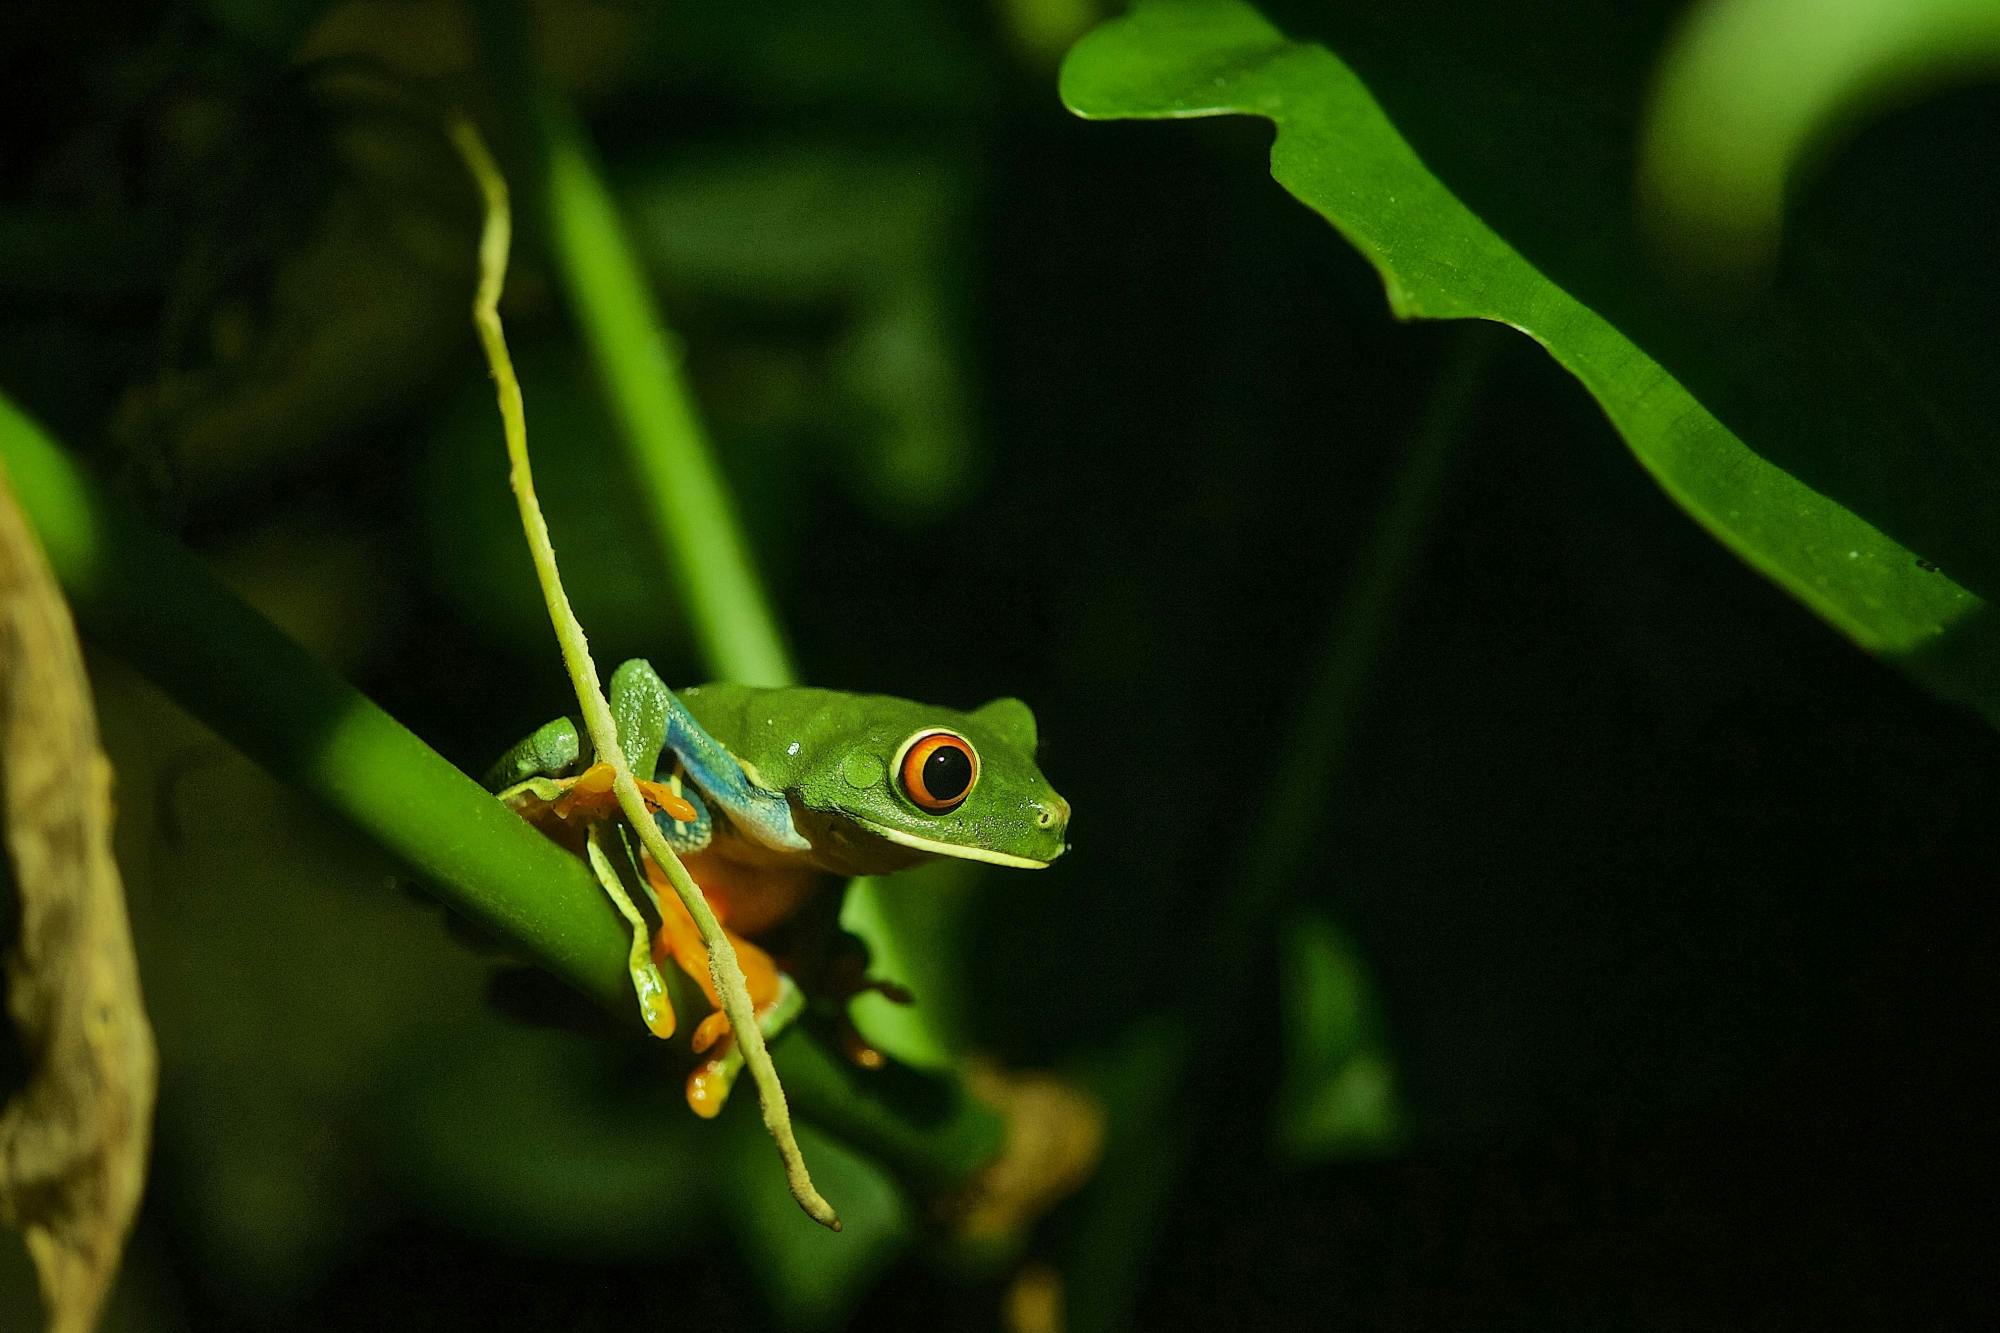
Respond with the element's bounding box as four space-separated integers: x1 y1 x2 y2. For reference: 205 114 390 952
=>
650 764 713 855
644 863 797 1117
684 975 803 1119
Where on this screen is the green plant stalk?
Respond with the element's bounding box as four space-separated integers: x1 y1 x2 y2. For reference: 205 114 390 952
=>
532 90 792 691
473 0 987 1177
452 119 837 1230
471 2 966 1077
1063 325 1494 1332
0 391 1003 1193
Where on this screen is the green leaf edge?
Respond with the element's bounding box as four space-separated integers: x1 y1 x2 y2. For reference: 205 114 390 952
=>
1060 0 1988 701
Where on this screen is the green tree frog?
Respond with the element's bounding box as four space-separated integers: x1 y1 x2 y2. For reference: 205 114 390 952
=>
485 660 1070 1114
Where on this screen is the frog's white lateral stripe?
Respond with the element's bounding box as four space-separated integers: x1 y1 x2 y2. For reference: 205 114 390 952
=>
851 819 1050 869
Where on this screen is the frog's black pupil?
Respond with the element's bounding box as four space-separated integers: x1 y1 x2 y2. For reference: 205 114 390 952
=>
922 745 973 802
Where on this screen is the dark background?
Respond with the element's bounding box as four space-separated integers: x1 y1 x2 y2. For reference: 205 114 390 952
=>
3 1 1997 1328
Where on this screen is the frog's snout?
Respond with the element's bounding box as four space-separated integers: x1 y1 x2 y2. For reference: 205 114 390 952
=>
1034 794 1072 833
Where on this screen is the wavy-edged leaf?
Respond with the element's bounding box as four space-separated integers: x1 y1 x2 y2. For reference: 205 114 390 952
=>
1062 0 2000 725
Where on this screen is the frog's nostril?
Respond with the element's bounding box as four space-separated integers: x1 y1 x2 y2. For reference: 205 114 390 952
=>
1035 795 1072 830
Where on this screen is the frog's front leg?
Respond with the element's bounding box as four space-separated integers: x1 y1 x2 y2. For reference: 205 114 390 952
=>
486 708 693 1035
609 658 809 855
583 827 677 1040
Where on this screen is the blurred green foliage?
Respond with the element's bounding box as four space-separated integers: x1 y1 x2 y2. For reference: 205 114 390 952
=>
5 0 2000 1329
1639 0 2000 274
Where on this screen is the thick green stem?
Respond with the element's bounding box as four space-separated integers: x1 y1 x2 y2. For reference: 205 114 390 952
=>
0 392 630 1010
0 392 1002 1193
532 87 792 690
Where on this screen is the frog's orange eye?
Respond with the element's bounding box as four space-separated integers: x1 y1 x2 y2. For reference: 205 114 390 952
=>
897 731 978 812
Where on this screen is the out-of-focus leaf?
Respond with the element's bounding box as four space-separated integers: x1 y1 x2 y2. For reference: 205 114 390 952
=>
1272 910 1400 1162
90 658 491 1302
300 0 639 87
113 75 471 507
620 147 977 520
378 1023 712 1258
721 1111 911 1332
207 513 406 677
198 0 326 52
1639 0 2000 274
1000 0 1107 71
1061 0 2000 727
634 0 989 109
839 859 980 1070
946 1063 1103 1251
0 468 156 1333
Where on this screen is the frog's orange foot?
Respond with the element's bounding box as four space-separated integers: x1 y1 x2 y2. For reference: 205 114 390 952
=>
637 776 700 824
686 1058 731 1119
690 1008 732 1055
550 761 615 821
549 762 699 825
679 977 805 1117
685 1018 752 1117
839 1025 888 1071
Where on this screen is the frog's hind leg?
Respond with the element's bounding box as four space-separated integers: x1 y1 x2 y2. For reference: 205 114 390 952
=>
684 975 803 1119
648 872 783 1014
482 716 584 790
646 868 794 1118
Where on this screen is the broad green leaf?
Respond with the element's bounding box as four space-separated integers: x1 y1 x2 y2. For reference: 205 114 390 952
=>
1062 0 2000 725
839 859 981 1070
721 1114 912 1331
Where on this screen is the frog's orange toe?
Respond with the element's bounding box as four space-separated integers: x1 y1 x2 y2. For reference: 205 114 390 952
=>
641 993 677 1041
551 762 615 821
636 777 699 824
685 1063 727 1119
691 1009 732 1055
840 1026 887 1070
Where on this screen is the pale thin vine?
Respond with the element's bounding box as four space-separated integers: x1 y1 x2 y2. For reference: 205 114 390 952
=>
447 118 838 1231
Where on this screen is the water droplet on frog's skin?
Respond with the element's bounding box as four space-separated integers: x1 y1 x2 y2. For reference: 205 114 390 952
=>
786 741 801 756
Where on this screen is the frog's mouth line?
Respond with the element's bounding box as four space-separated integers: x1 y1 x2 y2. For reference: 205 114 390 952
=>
849 818 1053 870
